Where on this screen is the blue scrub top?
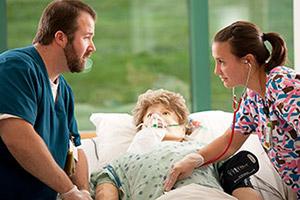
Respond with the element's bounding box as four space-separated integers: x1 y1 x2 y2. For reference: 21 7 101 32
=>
0 46 81 199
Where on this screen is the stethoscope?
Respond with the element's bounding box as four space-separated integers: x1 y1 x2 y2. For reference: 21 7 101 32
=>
204 61 252 165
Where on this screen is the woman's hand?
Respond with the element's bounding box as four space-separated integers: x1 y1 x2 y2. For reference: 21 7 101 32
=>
164 153 204 191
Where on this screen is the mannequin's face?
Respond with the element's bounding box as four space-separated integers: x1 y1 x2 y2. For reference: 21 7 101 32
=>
143 103 179 125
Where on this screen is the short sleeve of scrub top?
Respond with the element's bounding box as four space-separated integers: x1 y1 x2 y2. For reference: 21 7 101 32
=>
265 67 300 132
0 57 38 124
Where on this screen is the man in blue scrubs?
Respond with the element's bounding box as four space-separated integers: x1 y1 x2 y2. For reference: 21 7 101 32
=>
0 1 96 199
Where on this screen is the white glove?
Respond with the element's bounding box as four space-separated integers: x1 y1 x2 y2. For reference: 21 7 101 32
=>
80 189 92 199
164 152 204 191
59 185 92 200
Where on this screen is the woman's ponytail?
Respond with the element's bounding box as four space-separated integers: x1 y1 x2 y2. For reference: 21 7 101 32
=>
262 32 287 72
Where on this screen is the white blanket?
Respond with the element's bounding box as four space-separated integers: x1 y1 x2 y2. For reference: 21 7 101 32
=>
156 183 237 200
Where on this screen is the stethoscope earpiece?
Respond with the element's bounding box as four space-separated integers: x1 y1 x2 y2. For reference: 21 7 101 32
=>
247 62 252 69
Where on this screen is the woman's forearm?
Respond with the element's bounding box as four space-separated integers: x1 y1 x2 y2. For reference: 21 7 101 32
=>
198 128 249 164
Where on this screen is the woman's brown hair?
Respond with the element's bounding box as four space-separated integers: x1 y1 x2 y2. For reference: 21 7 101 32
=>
214 21 287 72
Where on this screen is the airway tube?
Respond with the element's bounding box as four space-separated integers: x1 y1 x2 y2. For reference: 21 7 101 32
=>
203 99 242 165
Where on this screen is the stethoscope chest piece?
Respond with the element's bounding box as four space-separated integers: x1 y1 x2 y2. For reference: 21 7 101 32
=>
263 121 273 150
262 105 273 150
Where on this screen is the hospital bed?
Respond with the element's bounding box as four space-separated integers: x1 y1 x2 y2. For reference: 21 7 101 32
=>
80 110 296 200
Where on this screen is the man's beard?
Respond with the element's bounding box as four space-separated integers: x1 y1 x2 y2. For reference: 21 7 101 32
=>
64 42 85 73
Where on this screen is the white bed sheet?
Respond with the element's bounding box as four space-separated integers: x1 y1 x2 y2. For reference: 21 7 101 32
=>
156 183 237 200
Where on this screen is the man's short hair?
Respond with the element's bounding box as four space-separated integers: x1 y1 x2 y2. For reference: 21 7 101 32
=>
33 0 96 45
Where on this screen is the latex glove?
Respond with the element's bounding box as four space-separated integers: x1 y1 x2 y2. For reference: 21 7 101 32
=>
59 186 92 200
80 189 92 200
164 152 204 191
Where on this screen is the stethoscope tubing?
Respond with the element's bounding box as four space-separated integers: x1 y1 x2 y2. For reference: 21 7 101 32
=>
203 97 242 165
203 62 252 165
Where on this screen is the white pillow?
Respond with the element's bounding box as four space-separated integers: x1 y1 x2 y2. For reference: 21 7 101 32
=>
83 113 136 174
90 113 135 137
188 110 232 143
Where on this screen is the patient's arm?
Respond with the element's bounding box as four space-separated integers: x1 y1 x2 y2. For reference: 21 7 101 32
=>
95 183 119 200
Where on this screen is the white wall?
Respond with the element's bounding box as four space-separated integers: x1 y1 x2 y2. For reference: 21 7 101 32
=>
294 0 300 72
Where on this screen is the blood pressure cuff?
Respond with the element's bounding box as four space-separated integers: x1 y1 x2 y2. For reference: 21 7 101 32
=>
218 150 259 194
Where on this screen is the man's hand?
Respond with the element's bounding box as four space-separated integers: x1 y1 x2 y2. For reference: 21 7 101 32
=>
59 186 92 200
164 152 204 191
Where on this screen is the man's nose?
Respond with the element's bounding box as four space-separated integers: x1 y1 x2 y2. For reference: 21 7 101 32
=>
89 40 96 52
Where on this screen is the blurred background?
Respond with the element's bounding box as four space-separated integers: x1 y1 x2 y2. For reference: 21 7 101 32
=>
2 0 294 130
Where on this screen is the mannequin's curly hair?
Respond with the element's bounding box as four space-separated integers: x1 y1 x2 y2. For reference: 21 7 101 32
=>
132 89 189 131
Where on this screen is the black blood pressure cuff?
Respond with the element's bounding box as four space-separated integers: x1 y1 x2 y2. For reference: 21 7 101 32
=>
218 150 259 194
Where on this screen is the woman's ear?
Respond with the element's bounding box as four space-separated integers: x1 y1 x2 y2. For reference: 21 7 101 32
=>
242 54 255 65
